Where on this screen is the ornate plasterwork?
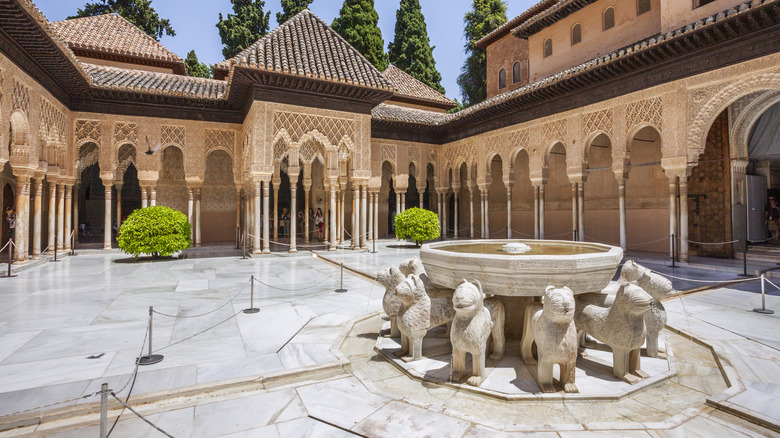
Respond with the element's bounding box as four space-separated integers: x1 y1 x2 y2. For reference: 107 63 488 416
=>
161 125 185 148
202 150 236 212
77 142 99 173
205 128 235 155
75 119 101 146
116 143 136 175
273 111 355 146
582 108 613 139
625 97 662 133
542 119 567 146
11 79 30 115
380 144 397 169
299 137 325 164
39 97 66 164
408 146 420 168
114 122 138 146
444 142 476 173
730 90 780 158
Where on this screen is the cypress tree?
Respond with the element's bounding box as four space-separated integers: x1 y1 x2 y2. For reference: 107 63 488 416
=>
332 0 388 71
277 0 313 25
388 0 444 94
70 0 174 40
185 50 212 78
217 0 271 59
457 0 507 106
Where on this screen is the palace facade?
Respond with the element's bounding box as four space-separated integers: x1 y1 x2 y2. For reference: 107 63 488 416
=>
0 0 779 263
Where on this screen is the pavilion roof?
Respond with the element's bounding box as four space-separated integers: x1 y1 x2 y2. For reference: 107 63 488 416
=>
381 66 455 110
83 63 228 100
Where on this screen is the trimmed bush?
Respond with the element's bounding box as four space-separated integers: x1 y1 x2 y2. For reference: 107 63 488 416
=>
394 207 440 247
117 206 191 258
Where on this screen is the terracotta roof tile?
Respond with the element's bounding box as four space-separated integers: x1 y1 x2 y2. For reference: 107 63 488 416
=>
475 0 557 48
83 63 227 99
381 66 455 108
50 14 183 64
512 0 599 39
214 9 393 91
371 103 452 125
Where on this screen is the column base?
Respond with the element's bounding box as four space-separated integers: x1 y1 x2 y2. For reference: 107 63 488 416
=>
252 249 263 255
262 250 271 254
103 245 112 251
288 249 298 254
195 243 202 248
31 254 41 260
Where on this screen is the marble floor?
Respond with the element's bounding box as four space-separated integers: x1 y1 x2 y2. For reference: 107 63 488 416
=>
0 240 778 437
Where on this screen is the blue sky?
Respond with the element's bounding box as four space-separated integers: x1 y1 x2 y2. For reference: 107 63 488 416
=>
34 0 537 101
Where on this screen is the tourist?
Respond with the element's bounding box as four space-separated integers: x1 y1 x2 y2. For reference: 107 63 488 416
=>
298 210 305 237
281 207 289 238
766 196 780 244
315 208 324 241
5 206 15 242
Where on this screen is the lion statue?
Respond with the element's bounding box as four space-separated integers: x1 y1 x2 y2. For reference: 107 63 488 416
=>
377 266 405 337
620 261 675 358
394 274 455 361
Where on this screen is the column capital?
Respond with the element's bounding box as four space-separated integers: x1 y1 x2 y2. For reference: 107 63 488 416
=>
661 156 690 179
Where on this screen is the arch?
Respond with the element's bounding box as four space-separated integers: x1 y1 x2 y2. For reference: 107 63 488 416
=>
543 38 553 58
583 131 613 165
77 142 100 174
732 91 780 158
202 149 237 242
157 145 188 214
626 122 661 155
498 69 507 89
512 62 522 84
485 152 501 176
543 141 567 168
9 111 28 155
603 7 615 31
688 73 780 160
116 143 136 176
571 23 581 45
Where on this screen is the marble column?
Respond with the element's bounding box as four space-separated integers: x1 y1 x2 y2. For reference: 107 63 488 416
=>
289 175 298 254
418 189 425 210
263 182 271 254
194 186 202 247
539 185 546 239
483 190 489 239
273 181 279 242
57 184 65 251
352 185 359 249
368 191 374 245
304 185 310 244
373 191 379 240
669 178 677 261
360 184 368 249
534 185 540 239
150 186 157 206
187 187 194 239
437 192 443 236
254 183 262 254
141 185 148 208
443 192 448 238
340 188 346 244
73 184 79 247
453 186 460 239
14 179 28 261
679 174 689 263
32 179 42 259
114 184 122 235
395 190 401 220
329 185 337 250
102 182 112 250
236 189 242 247
578 182 585 242
618 178 627 250
47 181 56 254
469 189 475 239
571 183 578 240
64 184 72 250
506 186 512 239
323 186 330 243
401 193 406 212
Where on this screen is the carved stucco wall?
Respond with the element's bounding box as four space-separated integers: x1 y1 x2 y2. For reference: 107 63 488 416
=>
156 146 188 214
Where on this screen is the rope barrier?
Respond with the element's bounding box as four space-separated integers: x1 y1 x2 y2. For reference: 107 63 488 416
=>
252 272 335 291
0 240 9 253
109 392 174 438
510 229 535 237
153 310 243 353
0 392 100 418
763 277 780 292
686 238 739 246
649 269 759 284
747 236 777 244
151 279 250 319
625 235 673 247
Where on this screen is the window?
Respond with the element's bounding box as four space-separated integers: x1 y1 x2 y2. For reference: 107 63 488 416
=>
543 38 553 58
693 0 717 8
498 68 507 89
603 7 615 31
512 62 522 83
571 23 581 45
637 0 651 15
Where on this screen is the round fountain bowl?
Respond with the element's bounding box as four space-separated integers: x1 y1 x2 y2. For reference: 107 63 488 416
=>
420 240 623 297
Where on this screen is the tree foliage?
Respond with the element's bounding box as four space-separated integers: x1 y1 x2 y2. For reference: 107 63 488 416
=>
185 50 212 78
217 0 271 59
388 0 444 94
117 206 191 258
70 0 175 40
277 0 313 25
457 0 507 106
394 208 440 247
332 0 388 71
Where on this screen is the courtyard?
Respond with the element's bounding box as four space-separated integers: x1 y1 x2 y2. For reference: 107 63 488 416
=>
0 241 778 437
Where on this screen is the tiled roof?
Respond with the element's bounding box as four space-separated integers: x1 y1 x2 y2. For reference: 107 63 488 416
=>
512 0 599 39
83 63 228 99
50 14 183 64
475 0 557 48
214 9 393 91
371 103 452 125
381 66 455 108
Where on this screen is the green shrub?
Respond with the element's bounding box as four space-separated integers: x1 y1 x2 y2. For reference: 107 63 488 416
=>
394 207 440 247
117 206 191 258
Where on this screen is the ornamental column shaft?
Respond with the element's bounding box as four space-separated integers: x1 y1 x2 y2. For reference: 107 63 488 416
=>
114 185 122 235
679 175 689 263
14 179 28 261
373 191 379 240
47 182 56 253
539 185 545 239
506 187 512 239
578 183 585 242
187 188 194 240
367 191 373 246
329 186 337 250
469 189 475 239
273 182 279 243
304 186 310 244
195 187 202 247
102 182 112 250
73 184 79 246
263 182 271 254
454 189 459 239
669 178 677 261
32 179 42 259
150 186 156 206
57 184 65 251
141 185 148 208
352 185 359 249
254 183 262 254
340 189 346 244
360 185 367 249
64 184 72 250
618 179 627 250
289 176 298 253
571 183 578 239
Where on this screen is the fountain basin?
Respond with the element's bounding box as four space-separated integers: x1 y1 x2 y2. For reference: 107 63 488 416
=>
420 239 623 296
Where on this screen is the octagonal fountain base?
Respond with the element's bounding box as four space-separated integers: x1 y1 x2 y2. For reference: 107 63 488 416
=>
374 322 676 401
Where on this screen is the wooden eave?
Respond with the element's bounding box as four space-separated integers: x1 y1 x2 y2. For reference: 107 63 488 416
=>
513 0 599 39
387 95 455 112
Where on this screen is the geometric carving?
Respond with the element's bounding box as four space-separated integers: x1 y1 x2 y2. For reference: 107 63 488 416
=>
408 146 420 167
116 143 136 175
542 119 567 146
202 149 237 212
444 142 476 171
161 125 186 148
12 79 30 115
273 111 355 146
508 129 530 150
380 144 396 167
205 128 235 154
582 108 613 138
626 97 662 132
75 119 101 145
299 137 325 164
114 122 139 146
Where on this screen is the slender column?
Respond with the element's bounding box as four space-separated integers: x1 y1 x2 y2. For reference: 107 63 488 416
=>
401 193 406 212
14 179 28 261
324 186 330 243
195 187 202 247
374 192 379 240
679 175 689 262
141 185 148 208
273 182 279 242
334 189 340 244
360 185 367 249
534 185 540 239
73 184 79 246
150 186 157 206
47 181 56 253
539 185 545 239
114 184 122 233
236 189 242 247
437 192 443 235
340 189 346 244
483 190 489 239
506 186 512 239
263 182 271 254
571 183 578 239
329 185 337 250
418 189 425 210
254 183 262 254
367 191 374 245
289 177 298 253
618 178 627 250
469 189 475 239
395 190 401 221
64 184 72 250
102 182 112 250
57 184 65 250
187 188 194 237
454 189 459 239
352 185 359 249
304 186 310 244
443 192 449 238
32 179 42 259
669 178 677 260
578 182 585 242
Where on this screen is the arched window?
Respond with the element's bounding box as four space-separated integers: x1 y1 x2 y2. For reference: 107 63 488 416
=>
498 68 507 89
543 38 553 58
512 62 522 83
571 23 581 45
637 0 651 15
603 7 615 31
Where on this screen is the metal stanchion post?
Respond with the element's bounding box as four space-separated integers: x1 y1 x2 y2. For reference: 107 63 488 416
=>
138 306 163 365
740 238 750 277
99 383 108 438
372 237 376 254
753 274 775 314
241 230 248 260
4 239 15 278
670 234 676 268
70 231 76 256
244 275 260 314
335 262 348 293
